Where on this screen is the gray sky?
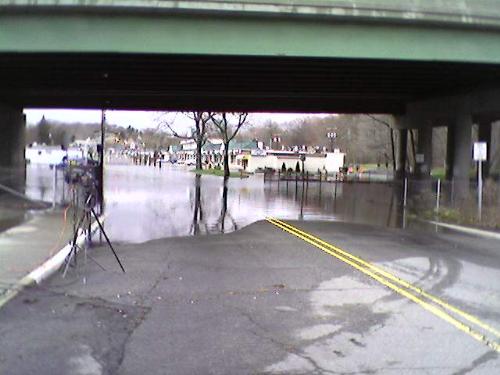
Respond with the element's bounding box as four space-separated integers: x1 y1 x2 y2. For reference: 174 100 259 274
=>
24 109 330 132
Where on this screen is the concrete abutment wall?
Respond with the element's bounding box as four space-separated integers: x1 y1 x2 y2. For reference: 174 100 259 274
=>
0 104 26 190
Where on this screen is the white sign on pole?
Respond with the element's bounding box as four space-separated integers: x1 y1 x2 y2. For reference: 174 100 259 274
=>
473 142 487 161
473 142 487 221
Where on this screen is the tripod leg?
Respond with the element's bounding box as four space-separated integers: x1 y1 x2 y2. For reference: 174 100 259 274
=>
62 244 83 277
62 208 88 277
90 208 125 273
62 247 75 278
87 211 92 246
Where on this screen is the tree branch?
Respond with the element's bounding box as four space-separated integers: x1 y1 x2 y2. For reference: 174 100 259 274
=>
163 122 192 140
211 112 248 143
227 112 248 142
365 114 391 128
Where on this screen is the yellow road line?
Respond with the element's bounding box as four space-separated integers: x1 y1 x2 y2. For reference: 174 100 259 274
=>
266 217 500 353
270 217 500 339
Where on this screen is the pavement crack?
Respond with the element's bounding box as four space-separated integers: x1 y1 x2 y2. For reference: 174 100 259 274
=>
137 256 173 306
115 303 151 371
229 305 338 375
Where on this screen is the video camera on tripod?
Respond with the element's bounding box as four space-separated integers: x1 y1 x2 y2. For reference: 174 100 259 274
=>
64 161 101 211
62 159 125 276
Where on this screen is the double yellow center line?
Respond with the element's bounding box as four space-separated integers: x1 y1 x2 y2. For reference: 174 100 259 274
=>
266 217 500 352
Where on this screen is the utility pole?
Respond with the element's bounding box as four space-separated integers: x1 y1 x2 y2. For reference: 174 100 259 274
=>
99 109 105 214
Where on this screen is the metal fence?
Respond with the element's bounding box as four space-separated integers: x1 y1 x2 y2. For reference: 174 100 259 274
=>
263 169 394 183
403 177 500 227
1 164 79 209
263 169 499 228
25 164 72 207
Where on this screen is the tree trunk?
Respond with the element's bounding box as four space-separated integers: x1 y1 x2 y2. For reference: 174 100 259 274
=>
409 129 417 173
223 142 230 178
196 141 203 170
191 174 202 235
219 177 229 232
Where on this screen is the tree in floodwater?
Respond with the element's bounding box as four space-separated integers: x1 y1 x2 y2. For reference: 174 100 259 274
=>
364 114 396 171
191 174 203 235
161 112 213 170
210 112 249 178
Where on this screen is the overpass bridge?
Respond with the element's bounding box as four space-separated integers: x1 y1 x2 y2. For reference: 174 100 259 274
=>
2 0 500 192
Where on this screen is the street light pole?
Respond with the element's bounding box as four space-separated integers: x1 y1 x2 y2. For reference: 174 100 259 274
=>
99 109 106 214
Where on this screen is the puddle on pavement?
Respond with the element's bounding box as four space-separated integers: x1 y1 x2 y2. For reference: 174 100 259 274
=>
265 273 492 374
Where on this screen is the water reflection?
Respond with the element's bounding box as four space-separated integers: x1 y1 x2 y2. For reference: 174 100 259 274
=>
191 174 201 235
25 165 53 202
103 164 406 243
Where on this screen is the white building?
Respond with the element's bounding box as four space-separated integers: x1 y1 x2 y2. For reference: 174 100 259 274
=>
176 138 224 165
25 144 84 165
231 149 345 174
170 138 346 174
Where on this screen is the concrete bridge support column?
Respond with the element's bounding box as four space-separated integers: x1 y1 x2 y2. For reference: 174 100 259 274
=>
416 126 433 177
477 120 492 179
450 111 473 198
395 128 408 179
445 124 455 180
0 104 26 190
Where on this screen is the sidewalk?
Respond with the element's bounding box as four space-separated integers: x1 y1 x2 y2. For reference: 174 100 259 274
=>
0 209 71 299
426 220 500 240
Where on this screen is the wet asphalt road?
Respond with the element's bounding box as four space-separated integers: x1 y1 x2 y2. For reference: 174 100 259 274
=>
0 220 499 374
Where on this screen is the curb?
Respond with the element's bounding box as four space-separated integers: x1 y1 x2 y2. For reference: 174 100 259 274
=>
0 215 105 310
427 220 500 240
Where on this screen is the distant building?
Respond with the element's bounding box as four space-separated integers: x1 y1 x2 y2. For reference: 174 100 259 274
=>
174 138 223 165
232 149 345 174
168 138 345 173
25 144 84 165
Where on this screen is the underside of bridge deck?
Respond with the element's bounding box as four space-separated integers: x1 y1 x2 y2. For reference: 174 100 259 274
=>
2 53 500 113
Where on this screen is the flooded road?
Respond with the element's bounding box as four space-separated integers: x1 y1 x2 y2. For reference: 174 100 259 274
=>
3 165 499 375
103 164 405 243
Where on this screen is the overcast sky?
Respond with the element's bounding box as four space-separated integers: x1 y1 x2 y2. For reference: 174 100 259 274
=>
24 109 330 132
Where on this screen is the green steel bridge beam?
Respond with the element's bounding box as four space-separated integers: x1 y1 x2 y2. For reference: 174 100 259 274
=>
2 1 500 30
2 1 500 63
2 0 500 114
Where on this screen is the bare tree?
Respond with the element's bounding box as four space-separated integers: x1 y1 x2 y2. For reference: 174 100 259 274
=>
365 114 396 171
210 112 249 178
159 112 213 170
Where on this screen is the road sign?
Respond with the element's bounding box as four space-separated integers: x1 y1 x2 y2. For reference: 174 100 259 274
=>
473 142 487 221
473 142 487 161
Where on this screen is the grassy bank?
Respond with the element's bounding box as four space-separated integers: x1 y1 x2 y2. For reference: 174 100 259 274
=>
191 169 242 178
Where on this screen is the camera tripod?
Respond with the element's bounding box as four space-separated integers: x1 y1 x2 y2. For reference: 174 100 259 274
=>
63 190 125 277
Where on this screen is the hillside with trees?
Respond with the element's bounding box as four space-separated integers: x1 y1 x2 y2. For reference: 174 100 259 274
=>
26 113 500 176
240 114 397 165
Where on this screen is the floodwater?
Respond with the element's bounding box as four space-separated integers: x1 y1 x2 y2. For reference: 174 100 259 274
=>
18 163 407 243
103 164 405 243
